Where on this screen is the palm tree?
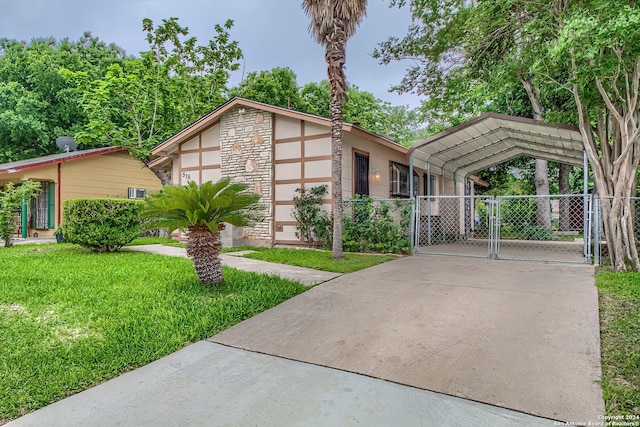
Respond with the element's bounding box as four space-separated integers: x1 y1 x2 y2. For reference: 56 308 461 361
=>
302 0 368 259
142 178 260 285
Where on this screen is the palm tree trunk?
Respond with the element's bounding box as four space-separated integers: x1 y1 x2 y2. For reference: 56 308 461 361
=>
186 224 224 285
326 27 347 260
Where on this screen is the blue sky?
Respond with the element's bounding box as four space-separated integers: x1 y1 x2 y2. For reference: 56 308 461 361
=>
0 0 422 108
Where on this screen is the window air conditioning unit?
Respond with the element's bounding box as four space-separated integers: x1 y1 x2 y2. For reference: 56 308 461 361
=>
128 188 147 199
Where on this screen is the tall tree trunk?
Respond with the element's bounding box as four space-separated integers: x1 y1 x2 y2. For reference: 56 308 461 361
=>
186 224 224 285
558 164 572 231
325 27 348 260
150 167 171 238
572 70 640 271
329 91 344 259
522 79 551 228
151 167 171 186
534 159 551 227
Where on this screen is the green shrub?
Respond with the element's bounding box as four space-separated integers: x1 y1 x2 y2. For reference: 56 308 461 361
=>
524 225 553 241
0 181 41 247
501 198 536 232
499 225 524 239
63 198 142 252
474 200 490 233
343 196 411 254
291 185 332 248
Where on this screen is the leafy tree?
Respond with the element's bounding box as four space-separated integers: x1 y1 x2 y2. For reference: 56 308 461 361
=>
300 80 332 116
377 0 640 271
0 181 41 247
0 35 126 162
302 0 368 260
61 60 165 160
300 80 423 146
63 18 242 171
142 17 242 125
142 178 260 285
374 0 565 225
545 2 640 271
0 82 50 162
229 67 303 109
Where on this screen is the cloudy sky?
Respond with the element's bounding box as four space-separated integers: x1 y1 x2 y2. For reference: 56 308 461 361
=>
0 0 422 108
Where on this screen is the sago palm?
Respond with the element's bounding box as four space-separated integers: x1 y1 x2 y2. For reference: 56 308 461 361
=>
302 0 367 259
142 178 260 285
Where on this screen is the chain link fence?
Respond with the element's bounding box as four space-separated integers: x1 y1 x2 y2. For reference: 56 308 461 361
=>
342 197 412 254
338 194 599 263
415 196 493 257
495 195 587 262
415 194 590 263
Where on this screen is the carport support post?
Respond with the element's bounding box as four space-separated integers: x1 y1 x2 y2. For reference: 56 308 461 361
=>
583 151 589 262
427 162 432 245
440 168 446 243
409 155 416 253
594 195 600 265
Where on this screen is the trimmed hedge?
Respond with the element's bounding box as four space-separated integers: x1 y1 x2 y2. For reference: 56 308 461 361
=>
63 198 143 252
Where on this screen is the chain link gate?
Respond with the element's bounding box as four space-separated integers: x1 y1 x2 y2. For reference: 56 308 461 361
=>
414 194 592 263
415 195 495 258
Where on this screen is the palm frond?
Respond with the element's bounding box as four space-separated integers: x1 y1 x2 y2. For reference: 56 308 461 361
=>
142 178 261 234
302 0 368 45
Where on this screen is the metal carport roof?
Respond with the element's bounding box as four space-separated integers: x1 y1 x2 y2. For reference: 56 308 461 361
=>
407 113 585 185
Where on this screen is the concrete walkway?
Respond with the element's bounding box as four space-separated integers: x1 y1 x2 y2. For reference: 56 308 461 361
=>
6 253 604 426
6 342 553 427
127 244 341 286
1 237 56 245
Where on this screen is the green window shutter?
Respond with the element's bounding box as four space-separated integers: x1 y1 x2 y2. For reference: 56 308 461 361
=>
48 182 55 229
21 182 28 238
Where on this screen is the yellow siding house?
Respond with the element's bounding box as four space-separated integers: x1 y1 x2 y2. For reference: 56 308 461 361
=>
0 146 162 238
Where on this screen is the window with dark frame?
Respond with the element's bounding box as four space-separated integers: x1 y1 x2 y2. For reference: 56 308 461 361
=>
390 162 418 197
423 174 437 197
354 152 369 196
31 182 49 229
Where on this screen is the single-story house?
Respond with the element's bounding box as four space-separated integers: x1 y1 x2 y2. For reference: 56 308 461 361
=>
0 146 162 238
149 97 485 247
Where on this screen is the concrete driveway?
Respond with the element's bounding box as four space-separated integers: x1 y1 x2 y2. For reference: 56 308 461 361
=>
212 255 604 422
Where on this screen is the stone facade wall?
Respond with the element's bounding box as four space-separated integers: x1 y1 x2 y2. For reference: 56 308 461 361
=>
220 106 273 246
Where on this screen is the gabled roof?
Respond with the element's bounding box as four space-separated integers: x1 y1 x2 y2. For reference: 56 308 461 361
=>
0 146 124 174
408 113 584 182
149 97 407 168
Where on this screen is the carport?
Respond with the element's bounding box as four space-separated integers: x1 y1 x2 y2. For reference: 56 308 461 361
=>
407 113 591 263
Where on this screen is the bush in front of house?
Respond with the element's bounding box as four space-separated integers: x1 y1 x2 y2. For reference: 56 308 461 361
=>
524 225 553 241
0 181 42 247
291 185 332 248
342 195 411 254
63 198 142 252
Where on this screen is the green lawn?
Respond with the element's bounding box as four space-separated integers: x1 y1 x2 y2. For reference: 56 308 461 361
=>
4 241 637 420
596 271 640 415
0 244 306 423
127 236 185 247
130 239 397 273
229 247 397 273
